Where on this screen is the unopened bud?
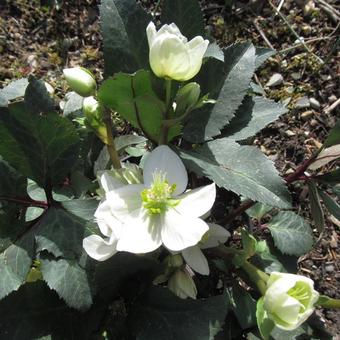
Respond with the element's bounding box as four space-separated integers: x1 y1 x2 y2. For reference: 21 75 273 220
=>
63 67 96 97
168 269 197 299
175 82 200 115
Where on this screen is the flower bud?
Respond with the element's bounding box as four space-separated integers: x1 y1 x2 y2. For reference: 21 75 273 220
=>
63 67 96 97
168 269 197 299
175 82 201 114
263 272 319 330
146 22 209 81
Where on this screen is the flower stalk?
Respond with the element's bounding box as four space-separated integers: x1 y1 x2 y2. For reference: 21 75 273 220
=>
241 261 269 295
316 295 340 309
103 110 121 169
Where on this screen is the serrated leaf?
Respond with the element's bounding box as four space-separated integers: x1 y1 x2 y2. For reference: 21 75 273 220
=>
24 76 54 114
129 286 229 340
115 134 147 151
98 70 178 142
246 202 272 220
100 0 151 77
255 47 276 69
35 208 86 259
0 158 27 197
222 96 287 141
319 190 340 220
0 103 80 188
315 168 340 186
63 92 83 116
267 211 313 256
40 258 93 311
61 198 98 221
0 281 105 339
307 181 325 232
323 121 340 148
183 43 256 142
0 234 34 300
161 0 205 39
0 78 28 107
179 139 291 208
204 42 224 62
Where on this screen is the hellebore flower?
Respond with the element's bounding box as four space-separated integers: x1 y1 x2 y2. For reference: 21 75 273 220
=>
262 272 319 330
182 223 230 275
63 67 96 97
146 22 209 81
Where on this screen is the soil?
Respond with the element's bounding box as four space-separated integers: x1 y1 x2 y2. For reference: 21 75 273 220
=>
0 0 339 337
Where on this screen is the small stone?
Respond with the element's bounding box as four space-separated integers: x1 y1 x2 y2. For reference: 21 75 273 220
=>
281 60 288 68
291 72 301 80
301 110 313 119
285 130 296 136
328 95 337 103
286 86 295 94
266 73 283 87
310 119 318 127
309 97 320 109
295 96 310 109
304 0 315 16
325 265 334 273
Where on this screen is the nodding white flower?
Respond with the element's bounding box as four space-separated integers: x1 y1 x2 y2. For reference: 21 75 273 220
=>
182 223 230 275
84 145 216 258
146 22 209 81
168 268 197 299
262 272 319 330
63 67 96 97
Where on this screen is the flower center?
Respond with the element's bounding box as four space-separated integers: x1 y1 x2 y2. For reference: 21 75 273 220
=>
141 171 179 215
288 282 311 312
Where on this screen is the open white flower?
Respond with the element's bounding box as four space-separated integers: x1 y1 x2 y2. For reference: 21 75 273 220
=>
146 22 209 81
263 272 319 330
182 223 230 275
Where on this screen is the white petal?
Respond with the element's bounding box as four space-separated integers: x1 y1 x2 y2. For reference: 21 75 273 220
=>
201 223 230 249
161 209 209 251
94 200 120 237
143 145 188 196
175 183 216 218
105 184 144 221
274 295 301 324
182 246 209 275
99 171 125 192
116 209 162 253
83 234 118 261
157 23 186 42
146 21 157 47
185 37 209 79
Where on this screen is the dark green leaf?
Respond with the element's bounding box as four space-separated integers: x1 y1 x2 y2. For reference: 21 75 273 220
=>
255 47 276 69
246 202 272 220
40 258 93 310
323 121 340 148
307 181 325 232
98 70 177 142
0 103 80 188
35 208 86 259
227 284 257 329
179 139 291 208
222 96 287 141
161 0 205 39
0 158 27 197
0 281 105 339
0 233 34 300
319 190 340 220
183 43 256 142
129 286 229 340
24 76 54 114
256 297 274 340
267 211 313 256
0 78 28 107
315 168 340 186
62 198 98 221
100 0 151 76
204 42 224 62
115 134 147 152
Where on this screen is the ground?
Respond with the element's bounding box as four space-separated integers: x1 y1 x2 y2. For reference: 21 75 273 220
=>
0 0 339 336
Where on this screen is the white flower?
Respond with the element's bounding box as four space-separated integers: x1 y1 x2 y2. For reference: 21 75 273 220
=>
263 272 319 330
168 268 197 299
182 223 230 275
85 145 216 258
146 22 209 81
63 67 96 97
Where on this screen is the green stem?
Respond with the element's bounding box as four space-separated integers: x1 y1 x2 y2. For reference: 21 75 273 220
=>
316 295 340 309
241 261 269 295
104 112 121 169
159 78 172 145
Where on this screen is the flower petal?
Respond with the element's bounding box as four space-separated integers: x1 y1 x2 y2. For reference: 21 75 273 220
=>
83 234 118 261
105 184 144 221
161 209 209 251
94 200 121 237
201 223 230 249
146 21 157 47
186 37 209 79
182 246 209 275
175 183 216 218
116 209 162 253
98 171 125 192
273 295 301 325
143 145 188 196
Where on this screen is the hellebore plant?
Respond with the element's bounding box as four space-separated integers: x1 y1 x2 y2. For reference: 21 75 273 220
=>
84 145 216 257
